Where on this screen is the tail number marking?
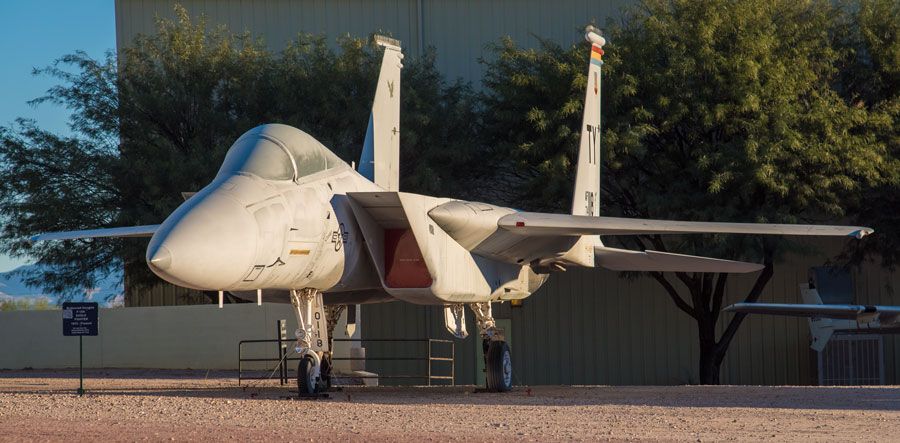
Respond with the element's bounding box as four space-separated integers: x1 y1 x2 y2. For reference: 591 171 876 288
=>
586 124 599 165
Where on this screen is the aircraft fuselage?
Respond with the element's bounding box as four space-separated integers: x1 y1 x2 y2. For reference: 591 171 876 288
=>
145 124 548 305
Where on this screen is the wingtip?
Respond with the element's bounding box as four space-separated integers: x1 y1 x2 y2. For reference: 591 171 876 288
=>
723 303 746 312
850 228 875 239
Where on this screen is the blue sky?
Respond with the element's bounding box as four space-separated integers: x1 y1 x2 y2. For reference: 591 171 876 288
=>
0 1 116 272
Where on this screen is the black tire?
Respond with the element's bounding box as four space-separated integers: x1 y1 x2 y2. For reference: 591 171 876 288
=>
485 341 512 392
320 354 333 391
297 355 318 395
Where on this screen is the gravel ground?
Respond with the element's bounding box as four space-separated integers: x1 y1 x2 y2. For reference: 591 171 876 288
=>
0 369 898 442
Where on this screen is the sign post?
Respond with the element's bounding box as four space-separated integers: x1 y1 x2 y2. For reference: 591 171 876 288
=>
277 319 287 385
62 302 99 396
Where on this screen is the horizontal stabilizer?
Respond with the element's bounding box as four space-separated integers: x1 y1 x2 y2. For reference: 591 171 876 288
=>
499 213 873 238
595 246 764 273
725 302 900 323
31 225 160 242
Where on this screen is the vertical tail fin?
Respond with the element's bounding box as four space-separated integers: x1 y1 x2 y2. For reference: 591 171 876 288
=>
561 27 607 268
359 35 403 191
800 284 835 352
571 26 605 217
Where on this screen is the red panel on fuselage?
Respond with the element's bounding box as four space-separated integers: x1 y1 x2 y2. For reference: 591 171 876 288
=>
384 228 432 288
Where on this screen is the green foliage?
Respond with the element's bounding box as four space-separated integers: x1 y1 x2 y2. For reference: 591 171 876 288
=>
835 0 900 269
400 50 484 197
481 0 887 263
0 5 481 297
0 298 55 311
0 53 123 297
478 0 893 384
480 36 590 211
603 0 887 261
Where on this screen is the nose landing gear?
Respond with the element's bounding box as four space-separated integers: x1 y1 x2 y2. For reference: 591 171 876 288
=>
290 288 332 396
297 352 332 395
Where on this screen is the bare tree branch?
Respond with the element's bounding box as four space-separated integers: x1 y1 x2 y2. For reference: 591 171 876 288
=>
717 250 774 349
710 272 729 317
650 271 697 319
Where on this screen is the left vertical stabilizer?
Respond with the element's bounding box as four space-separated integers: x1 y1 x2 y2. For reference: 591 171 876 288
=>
359 35 403 191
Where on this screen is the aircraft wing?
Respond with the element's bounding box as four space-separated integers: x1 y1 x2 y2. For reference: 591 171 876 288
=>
31 225 160 242
498 212 873 239
725 302 900 322
595 246 764 273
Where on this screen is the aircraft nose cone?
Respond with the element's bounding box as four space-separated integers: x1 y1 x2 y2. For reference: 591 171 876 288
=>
146 189 257 290
149 246 172 271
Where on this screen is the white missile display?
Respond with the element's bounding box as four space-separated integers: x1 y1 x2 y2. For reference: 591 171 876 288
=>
32 28 873 394
726 284 900 351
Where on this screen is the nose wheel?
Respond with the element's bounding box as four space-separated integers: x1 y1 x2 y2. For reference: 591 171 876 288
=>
297 355 318 395
297 353 332 395
485 340 512 392
290 288 333 396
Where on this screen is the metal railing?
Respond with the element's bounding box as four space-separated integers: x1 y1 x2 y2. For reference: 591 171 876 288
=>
238 337 455 386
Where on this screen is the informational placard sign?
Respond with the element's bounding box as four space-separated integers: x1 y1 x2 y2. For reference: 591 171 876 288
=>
62 302 99 396
62 302 99 336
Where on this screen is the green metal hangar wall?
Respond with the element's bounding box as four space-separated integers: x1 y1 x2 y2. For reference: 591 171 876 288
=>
115 0 900 386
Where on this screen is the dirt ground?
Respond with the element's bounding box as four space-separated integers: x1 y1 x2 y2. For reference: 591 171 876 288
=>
0 369 898 442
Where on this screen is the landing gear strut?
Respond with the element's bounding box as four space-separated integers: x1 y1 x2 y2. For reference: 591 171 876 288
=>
290 288 330 395
470 302 512 392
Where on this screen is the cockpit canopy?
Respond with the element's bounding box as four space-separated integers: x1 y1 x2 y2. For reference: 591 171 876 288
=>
217 124 346 181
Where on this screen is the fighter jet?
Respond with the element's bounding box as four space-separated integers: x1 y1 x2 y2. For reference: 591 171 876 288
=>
726 284 900 352
33 28 873 394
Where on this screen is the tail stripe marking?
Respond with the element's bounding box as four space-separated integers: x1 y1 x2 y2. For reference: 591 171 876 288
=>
590 44 604 67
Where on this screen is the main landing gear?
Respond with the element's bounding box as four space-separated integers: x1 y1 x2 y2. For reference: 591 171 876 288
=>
444 302 512 392
470 302 512 392
290 288 334 395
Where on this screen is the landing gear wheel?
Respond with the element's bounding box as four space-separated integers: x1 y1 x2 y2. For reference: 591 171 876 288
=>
297 355 319 395
319 354 333 391
485 341 512 392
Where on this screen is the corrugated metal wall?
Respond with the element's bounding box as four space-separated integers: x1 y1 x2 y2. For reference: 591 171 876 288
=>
363 239 900 386
115 0 631 83
125 271 212 306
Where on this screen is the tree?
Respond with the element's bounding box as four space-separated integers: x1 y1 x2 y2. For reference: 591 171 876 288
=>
480 36 591 211
480 0 886 383
835 0 900 270
0 5 480 301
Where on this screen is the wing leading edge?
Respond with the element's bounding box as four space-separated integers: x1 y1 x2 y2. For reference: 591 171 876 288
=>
32 225 160 242
725 302 900 323
499 212 873 239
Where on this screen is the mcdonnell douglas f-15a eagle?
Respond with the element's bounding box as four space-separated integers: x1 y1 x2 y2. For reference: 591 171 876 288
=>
33 28 873 393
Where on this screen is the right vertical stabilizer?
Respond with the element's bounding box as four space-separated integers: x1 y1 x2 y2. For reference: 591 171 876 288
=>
359 35 403 191
571 26 605 217
561 26 606 268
